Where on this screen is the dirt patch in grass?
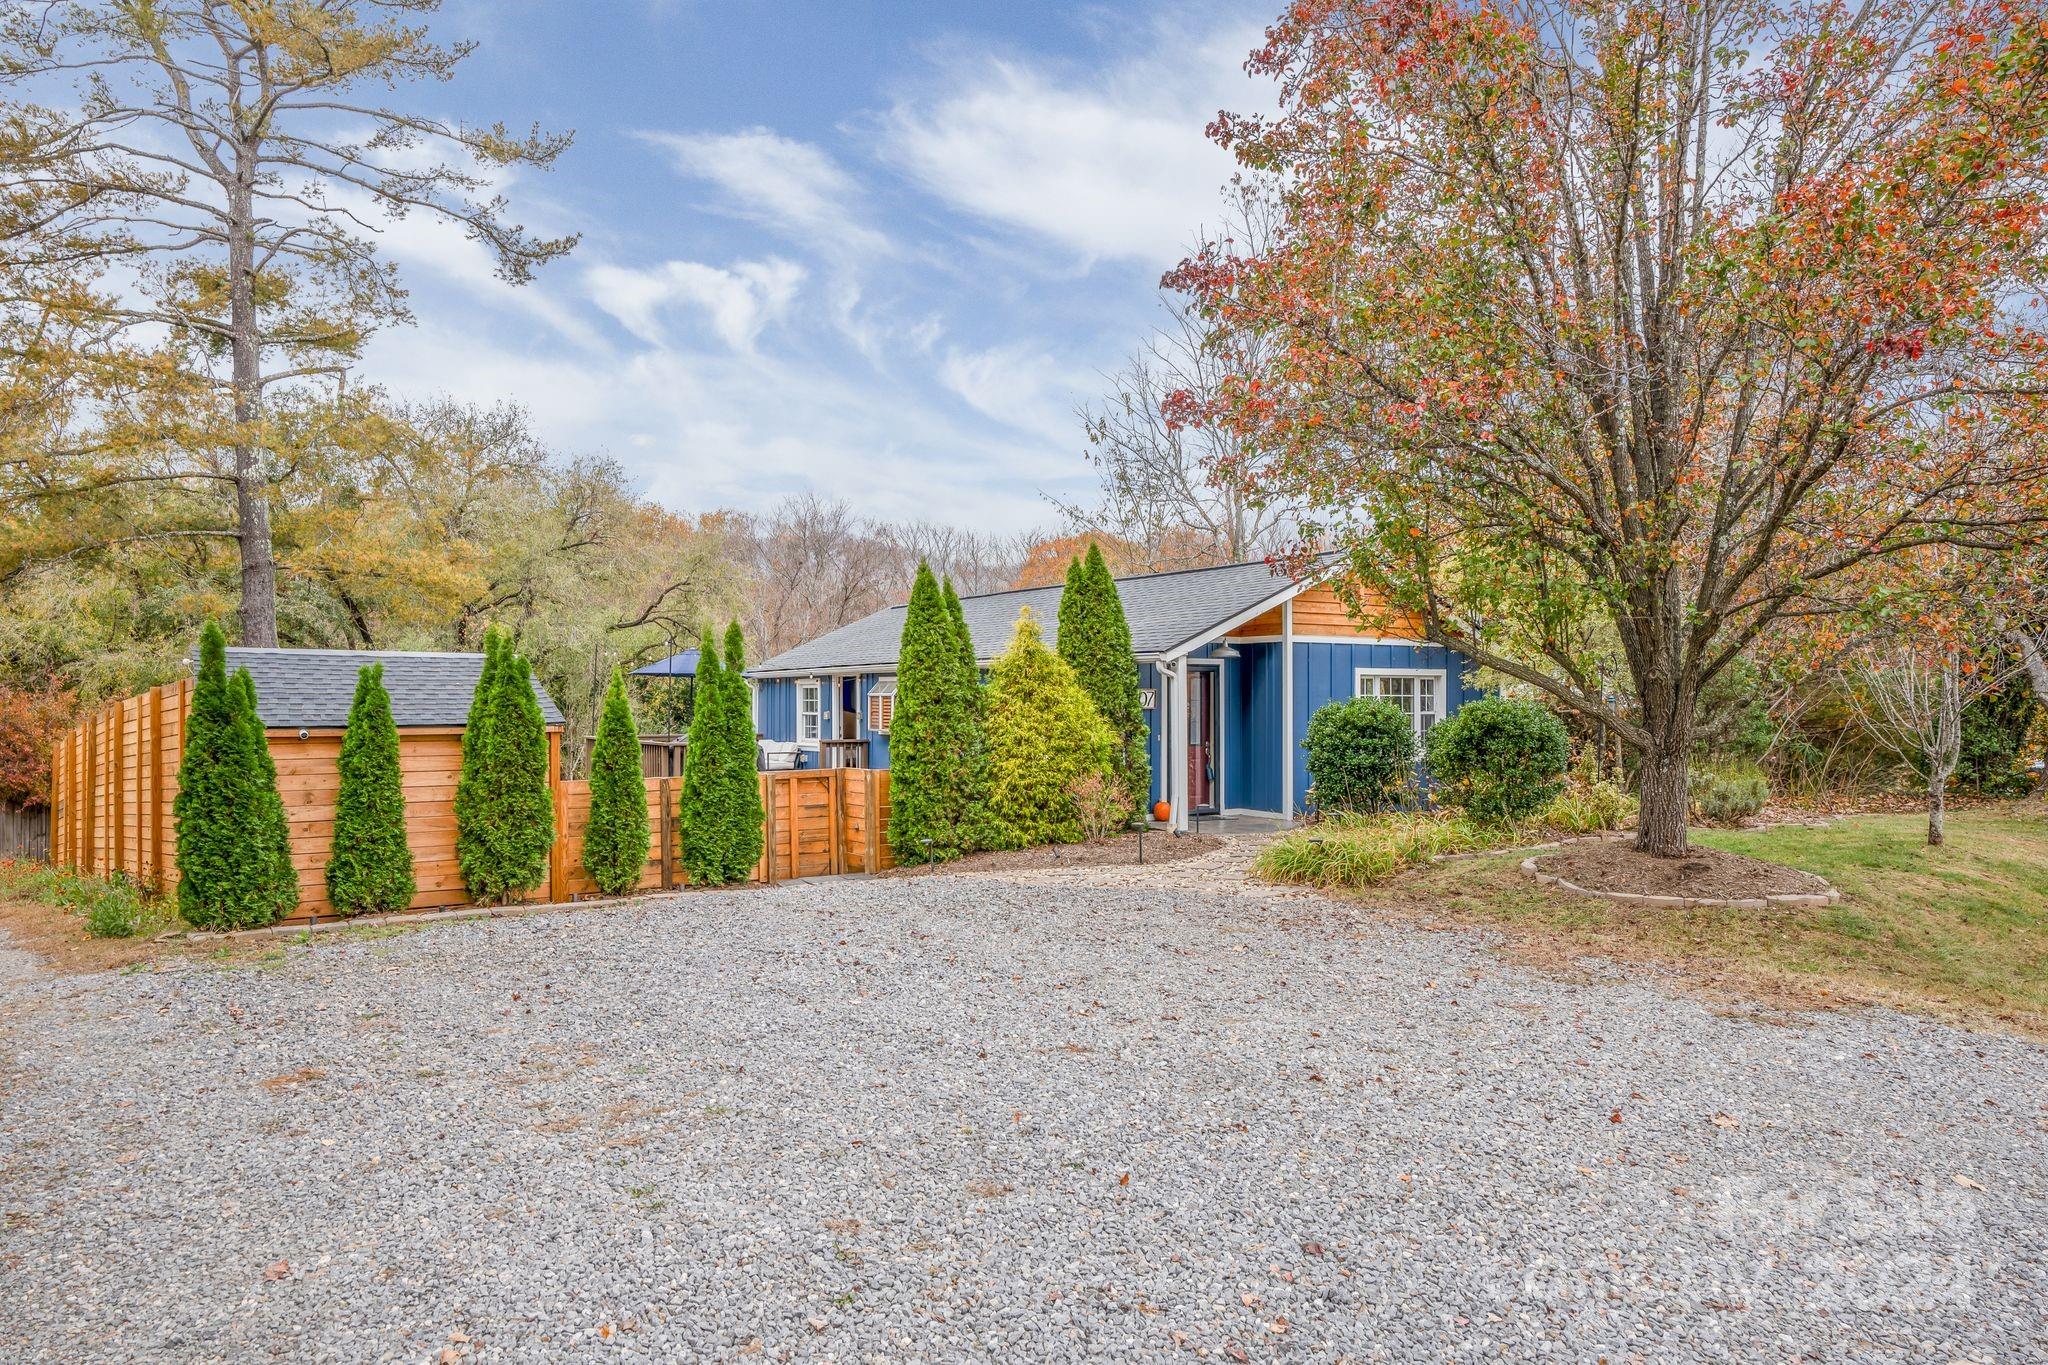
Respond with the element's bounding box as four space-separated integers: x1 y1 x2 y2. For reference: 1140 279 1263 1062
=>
878 830 1221 878
0 892 173 976
1370 808 2048 1038
1531 843 1833 899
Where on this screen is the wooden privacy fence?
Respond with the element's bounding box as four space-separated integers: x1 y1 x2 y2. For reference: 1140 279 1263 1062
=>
49 682 892 924
0 801 50 861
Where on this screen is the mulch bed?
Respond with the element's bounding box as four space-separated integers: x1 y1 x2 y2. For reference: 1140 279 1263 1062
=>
1531 842 1833 900
877 830 1222 878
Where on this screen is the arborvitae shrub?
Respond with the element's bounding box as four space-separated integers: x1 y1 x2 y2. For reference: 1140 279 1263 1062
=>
1425 698 1570 823
985 608 1115 848
889 565 989 862
679 627 764 885
454 630 505 894
1057 544 1148 819
326 663 415 915
719 622 765 878
942 577 997 852
172 622 297 929
457 638 555 903
1304 697 1416 814
582 667 651 895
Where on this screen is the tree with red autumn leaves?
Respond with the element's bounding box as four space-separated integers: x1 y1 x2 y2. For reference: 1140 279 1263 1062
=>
0 684 75 810
1170 0 2048 854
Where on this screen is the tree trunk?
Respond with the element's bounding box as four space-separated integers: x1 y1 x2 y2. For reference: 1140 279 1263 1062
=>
1927 770 1946 847
1635 744 1690 857
227 168 278 647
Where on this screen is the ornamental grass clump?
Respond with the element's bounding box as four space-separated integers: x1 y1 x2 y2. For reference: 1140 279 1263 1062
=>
1254 811 1490 888
325 664 416 916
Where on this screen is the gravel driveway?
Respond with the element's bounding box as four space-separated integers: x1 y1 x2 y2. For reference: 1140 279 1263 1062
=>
1 865 2043 1363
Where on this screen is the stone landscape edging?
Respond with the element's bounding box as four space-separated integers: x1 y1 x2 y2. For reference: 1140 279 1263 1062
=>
1518 854 1840 910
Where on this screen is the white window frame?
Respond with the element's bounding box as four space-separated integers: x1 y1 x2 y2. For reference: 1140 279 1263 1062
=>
796 678 823 746
1354 667 1447 743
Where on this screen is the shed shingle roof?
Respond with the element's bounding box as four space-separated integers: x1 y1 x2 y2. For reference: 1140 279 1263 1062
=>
749 558 1326 677
207 648 565 730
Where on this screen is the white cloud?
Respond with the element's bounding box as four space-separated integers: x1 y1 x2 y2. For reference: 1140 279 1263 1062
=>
938 342 1093 444
879 20 1265 268
637 127 890 258
585 256 805 349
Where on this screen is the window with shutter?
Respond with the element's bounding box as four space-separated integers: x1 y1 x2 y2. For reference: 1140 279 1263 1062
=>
867 678 896 734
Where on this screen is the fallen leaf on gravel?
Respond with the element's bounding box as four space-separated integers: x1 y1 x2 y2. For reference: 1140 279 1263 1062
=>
1301 1242 1324 1256
1953 1174 1986 1191
439 1351 459 1364
1226 1345 1249 1363
1609 1110 1623 1124
1119 1172 1130 1187
808 1318 827 1333
1711 1113 1740 1129
1266 1318 1289 1334
263 1259 289 1281
1240 1292 1260 1308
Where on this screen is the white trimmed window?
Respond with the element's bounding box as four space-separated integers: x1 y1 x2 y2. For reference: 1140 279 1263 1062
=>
796 679 822 744
1355 670 1445 741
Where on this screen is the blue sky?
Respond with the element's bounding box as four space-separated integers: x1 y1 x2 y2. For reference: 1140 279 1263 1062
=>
355 1 1275 529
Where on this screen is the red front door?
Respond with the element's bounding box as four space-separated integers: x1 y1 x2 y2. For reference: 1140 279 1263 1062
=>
1187 667 1218 812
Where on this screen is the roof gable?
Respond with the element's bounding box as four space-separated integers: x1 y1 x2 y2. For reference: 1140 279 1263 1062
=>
209 648 565 730
750 558 1329 677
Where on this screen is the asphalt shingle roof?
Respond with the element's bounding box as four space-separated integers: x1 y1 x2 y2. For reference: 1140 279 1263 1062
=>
749 558 1320 677
209 648 566 730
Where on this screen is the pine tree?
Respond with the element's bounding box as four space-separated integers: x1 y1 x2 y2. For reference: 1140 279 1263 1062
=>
888 563 988 863
986 607 1116 848
175 622 295 928
679 634 733 883
718 621 766 878
326 664 415 915
1059 543 1149 818
583 667 651 895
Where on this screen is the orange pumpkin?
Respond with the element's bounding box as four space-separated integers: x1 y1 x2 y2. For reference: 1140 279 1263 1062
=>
1151 800 1171 823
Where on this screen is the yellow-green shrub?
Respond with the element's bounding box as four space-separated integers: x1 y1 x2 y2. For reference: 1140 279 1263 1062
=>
985 608 1116 848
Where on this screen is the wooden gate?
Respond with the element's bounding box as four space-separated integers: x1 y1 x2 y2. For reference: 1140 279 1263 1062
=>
753 768 894 883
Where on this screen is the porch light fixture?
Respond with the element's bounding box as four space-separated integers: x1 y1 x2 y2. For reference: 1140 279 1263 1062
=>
1209 641 1241 659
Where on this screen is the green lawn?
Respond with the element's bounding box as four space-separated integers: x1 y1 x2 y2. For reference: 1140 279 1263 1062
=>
1383 808 2048 1036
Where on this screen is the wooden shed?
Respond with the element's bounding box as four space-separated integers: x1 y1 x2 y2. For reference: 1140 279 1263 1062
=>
47 647 566 922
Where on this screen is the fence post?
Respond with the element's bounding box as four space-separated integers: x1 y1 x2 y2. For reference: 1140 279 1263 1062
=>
547 729 566 903
759 773 777 884
658 777 675 889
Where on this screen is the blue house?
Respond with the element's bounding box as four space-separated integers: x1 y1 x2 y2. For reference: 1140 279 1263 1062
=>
746 558 1482 830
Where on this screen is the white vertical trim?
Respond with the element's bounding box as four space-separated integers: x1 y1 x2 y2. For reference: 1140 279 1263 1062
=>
1187 659 1223 815
1280 599 1295 818
1162 658 1188 832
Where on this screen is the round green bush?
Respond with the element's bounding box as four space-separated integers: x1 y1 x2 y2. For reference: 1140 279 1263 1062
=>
1424 698 1570 823
1303 697 1416 814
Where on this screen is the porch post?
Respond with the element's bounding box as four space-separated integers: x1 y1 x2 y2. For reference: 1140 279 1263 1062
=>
1280 599 1295 820
1179 658 1196 839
